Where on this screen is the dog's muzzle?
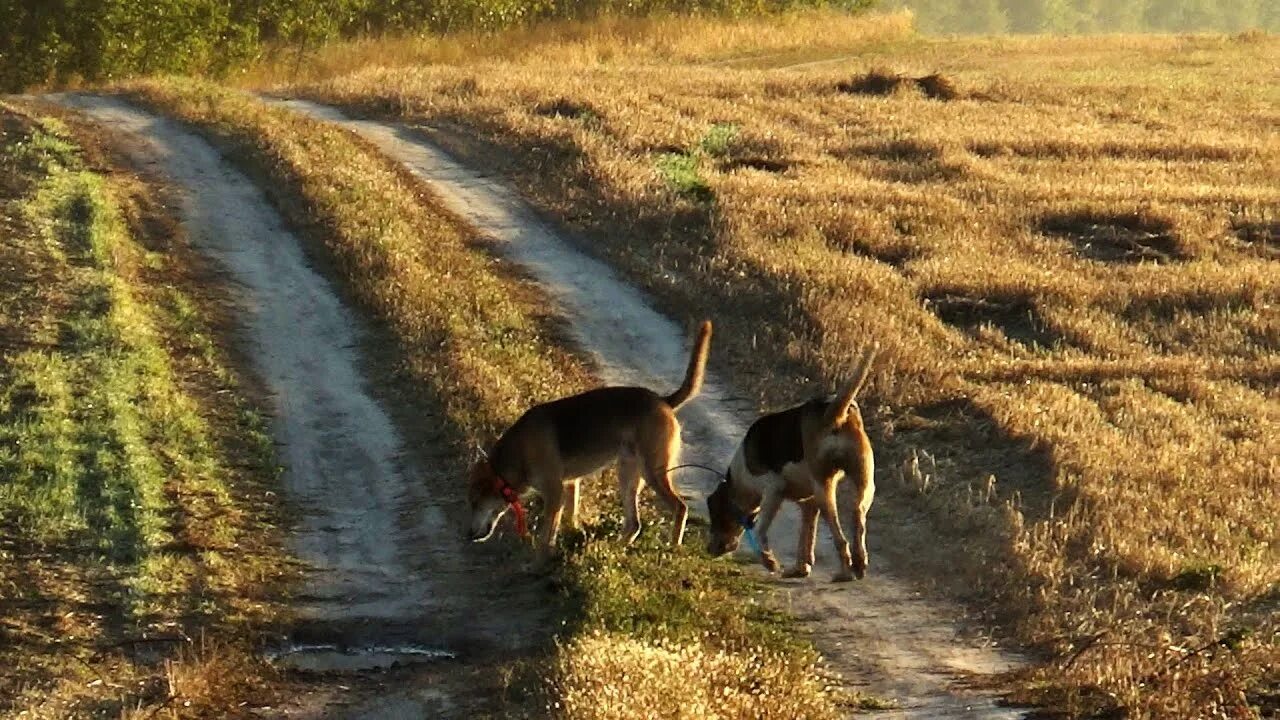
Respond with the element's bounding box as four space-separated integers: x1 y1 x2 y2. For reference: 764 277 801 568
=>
469 510 501 543
707 532 741 557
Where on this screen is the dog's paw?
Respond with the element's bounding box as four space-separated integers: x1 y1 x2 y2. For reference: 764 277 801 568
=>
831 568 856 583
852 554 868 580
526 552 561 575
761 552 781 573
621 522 642 545
782 563 812 579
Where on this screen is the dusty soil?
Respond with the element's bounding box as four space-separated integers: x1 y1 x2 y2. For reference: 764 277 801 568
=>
48 94 553 718
270 98 1030 719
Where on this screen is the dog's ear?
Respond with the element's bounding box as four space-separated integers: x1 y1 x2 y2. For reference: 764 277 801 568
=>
706 482 727 520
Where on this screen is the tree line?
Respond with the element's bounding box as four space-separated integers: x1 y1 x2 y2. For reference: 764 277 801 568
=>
0 0 871 91
883 0 1280 34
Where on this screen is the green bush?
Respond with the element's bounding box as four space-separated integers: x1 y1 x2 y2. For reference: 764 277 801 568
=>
0 0 258 90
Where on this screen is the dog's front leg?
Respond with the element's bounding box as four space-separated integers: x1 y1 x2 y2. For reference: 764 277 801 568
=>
532 478 564 572
562 479 581 531
817 485 855 582
754 490 785 573
618 455 642 544
783 500 819 579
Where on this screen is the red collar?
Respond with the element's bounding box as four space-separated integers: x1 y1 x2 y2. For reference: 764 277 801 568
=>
492 474 529 538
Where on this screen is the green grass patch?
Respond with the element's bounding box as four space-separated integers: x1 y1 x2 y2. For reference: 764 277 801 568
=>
555 515 793 650
540 517 843 718
655 123 739 202
3 117 177 568
699 122 739 158
557 519 800 654
0 103 288 716
656 151 713 202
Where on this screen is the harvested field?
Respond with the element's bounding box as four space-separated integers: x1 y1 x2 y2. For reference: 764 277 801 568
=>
299 26 1280 719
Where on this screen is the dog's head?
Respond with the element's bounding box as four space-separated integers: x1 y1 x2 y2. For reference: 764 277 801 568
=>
705 479 753 557
466 460 510 543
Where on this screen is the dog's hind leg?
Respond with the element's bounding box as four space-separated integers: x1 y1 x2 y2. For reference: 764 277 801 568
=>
642 421 688 547
817 483 855 582
850 479 873 579
783 500 819 579
618 451 643 544
849 442 875 579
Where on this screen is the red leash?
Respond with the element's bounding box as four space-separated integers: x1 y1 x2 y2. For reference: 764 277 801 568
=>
492 476 529 538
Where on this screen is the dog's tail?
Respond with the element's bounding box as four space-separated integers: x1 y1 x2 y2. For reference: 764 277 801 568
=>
823 344 878 427
665 320 713 409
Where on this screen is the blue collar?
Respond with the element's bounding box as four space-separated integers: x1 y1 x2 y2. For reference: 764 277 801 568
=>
735 509 762 555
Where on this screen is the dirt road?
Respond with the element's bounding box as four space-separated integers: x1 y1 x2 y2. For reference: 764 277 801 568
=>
271 98 1030 719
49 94 550 718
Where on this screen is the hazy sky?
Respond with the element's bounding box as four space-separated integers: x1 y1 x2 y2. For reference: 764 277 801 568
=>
883 0 1279 34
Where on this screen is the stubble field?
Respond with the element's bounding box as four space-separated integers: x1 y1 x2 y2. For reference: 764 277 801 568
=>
297 19 1280 717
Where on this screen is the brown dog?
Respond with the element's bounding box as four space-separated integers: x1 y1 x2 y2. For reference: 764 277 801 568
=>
706 350 875 581
467 321 712 566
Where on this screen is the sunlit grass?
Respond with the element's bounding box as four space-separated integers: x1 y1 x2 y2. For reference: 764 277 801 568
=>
234 10 915 87
297 26 1280 719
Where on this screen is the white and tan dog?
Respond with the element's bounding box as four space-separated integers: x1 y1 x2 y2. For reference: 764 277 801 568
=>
706 350 875 581
467 321 713 566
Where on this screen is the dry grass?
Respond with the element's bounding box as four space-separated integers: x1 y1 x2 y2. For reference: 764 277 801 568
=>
122 78 839 719
235 10 915 88
298 26 1280 719
836 69 960 99
551 631 836 720
0 103 292 718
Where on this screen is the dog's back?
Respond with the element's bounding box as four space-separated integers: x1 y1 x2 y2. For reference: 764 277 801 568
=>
470 321 712 560
538 386 668 456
